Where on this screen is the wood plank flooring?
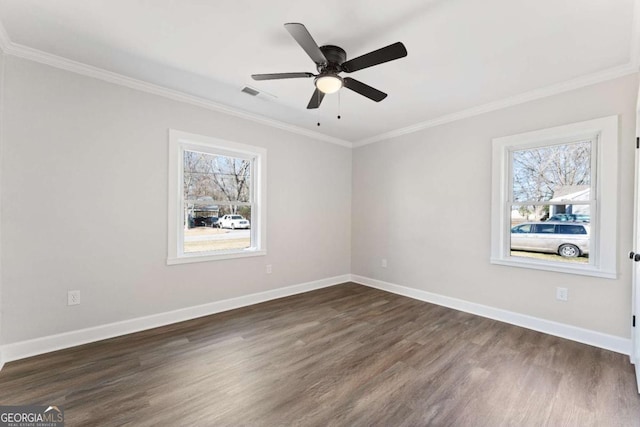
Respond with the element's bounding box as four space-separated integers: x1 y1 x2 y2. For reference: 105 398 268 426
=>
1 283 639 426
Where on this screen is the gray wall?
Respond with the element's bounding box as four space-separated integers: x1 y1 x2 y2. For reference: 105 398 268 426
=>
0 56 352 344
352 74 638 338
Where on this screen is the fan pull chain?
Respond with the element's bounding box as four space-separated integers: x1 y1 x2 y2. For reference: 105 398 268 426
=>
317 92 343 126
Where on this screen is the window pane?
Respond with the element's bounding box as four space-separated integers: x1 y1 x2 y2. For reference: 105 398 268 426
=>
183 149 252 253
510 204 590 264
184 206 252 253
512 140 591 203
184 150 251 204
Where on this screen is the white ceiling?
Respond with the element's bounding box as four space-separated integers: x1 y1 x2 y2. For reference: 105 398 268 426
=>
0 0 638 145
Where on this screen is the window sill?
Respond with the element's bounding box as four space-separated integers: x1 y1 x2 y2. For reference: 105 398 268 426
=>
167 249 266 265
490 257 616 279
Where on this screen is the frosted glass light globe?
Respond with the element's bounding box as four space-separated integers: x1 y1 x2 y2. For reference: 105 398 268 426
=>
315 75 343 94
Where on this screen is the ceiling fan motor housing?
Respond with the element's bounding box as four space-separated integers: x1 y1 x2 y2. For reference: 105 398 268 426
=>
318 45 346 72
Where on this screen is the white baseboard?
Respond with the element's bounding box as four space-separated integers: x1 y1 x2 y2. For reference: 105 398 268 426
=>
0 273 631 370
636 364 640 394
0 274 350 366
351 274 631 356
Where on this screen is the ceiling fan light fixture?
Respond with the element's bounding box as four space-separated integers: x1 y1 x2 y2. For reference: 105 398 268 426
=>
315 74 343 94
252 23 406 108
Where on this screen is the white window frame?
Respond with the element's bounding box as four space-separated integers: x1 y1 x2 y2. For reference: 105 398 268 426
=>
490 116 618 279
167 129 267 265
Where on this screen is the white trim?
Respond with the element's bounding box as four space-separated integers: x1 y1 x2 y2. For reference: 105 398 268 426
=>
353 64 637 147
351 274 631 355
0 51 4 375
490 258 616 279
167 250 267 265
0 275 350 366
631 60 640 387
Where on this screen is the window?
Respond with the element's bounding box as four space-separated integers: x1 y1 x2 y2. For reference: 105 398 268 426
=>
491 116 618 278
557 224 587 235
513 224 532 233
535 223 557 234
168 130 266 264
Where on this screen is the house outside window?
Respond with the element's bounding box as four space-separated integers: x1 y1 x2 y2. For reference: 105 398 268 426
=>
491 116 618 278
168 130 267 264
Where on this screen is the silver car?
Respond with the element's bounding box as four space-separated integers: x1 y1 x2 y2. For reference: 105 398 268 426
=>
511 221 589 257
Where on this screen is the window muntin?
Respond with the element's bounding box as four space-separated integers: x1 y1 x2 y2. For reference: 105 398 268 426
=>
168 130 266 264
491 116 618 278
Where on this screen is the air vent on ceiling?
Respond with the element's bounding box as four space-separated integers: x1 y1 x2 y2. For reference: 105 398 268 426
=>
241 86 260 96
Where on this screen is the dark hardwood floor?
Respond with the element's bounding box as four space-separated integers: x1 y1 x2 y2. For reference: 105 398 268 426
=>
1 283 639 426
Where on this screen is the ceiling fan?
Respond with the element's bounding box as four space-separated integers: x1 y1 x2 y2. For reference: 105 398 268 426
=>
251 23 408 109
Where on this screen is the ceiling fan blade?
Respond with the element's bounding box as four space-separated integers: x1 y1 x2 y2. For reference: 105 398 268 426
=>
306 88 325 109
284 23 327 65
252 72 314 81
341 42 407 73
343 78 387 102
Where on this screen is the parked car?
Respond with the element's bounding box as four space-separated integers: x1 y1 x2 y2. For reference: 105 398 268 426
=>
218 214 250 229
188 215 219 228
547 213 590 223
511 221 589 257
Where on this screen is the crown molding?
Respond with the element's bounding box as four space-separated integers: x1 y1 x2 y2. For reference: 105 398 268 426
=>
0 37 352 148
354 0 640 147
353 62 639 147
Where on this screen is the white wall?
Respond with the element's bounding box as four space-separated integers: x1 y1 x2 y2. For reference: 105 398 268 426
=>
352 74 639 339
0 56 352 345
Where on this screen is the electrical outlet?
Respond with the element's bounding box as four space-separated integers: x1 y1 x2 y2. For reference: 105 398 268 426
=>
556 287 568 302
381 259 388 268
266 264 272 274
68 290 81 306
